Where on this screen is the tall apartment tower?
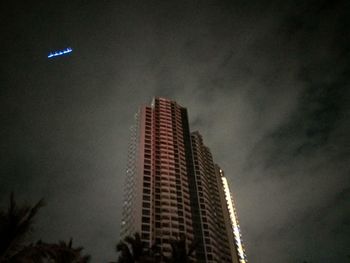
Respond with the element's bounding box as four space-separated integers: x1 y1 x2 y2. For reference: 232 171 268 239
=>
121 97 247 263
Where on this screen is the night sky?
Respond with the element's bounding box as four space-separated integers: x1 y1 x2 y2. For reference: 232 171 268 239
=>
1 0 349 262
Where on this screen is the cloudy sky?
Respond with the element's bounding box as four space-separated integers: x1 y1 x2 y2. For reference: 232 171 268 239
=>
1 0 349 262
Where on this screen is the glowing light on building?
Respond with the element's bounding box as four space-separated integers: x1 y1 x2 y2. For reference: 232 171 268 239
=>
221 173 248 263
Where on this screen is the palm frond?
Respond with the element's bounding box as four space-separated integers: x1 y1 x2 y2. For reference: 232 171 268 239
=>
0 193 45 261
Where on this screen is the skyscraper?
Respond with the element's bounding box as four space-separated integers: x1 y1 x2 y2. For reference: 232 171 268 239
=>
121 97 247 263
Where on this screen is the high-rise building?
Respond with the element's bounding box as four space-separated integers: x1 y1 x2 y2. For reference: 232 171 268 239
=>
121 97 247 263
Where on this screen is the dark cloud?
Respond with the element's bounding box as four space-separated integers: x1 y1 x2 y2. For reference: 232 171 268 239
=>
1 0 349 262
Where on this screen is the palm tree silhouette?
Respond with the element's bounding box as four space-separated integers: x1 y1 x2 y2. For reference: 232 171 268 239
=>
114 233 197 263
163 237 196 263
0 192 45 261
38 239 90 263
114 233 155 263
0 193 90 263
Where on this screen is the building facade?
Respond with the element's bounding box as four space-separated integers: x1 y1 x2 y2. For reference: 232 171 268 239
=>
121 97 247 263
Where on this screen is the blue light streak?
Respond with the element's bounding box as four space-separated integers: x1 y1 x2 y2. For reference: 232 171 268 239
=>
48 47 73 58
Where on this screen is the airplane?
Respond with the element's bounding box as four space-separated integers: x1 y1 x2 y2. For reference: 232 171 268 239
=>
48 47 73 58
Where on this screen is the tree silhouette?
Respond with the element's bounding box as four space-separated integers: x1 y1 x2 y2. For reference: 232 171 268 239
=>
43 239 90 263
113 233 155 263
0 192 45 261
0 193 90 263
163 237 196 263
113 233 197 263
